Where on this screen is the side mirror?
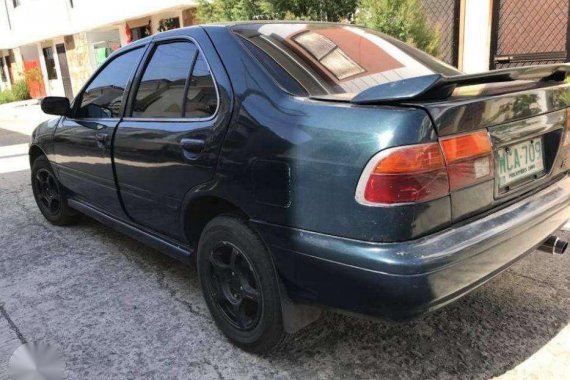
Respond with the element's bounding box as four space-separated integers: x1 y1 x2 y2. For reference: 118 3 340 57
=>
41 96 70 116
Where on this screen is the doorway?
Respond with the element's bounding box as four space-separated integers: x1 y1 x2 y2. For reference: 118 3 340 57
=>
56 44 73 100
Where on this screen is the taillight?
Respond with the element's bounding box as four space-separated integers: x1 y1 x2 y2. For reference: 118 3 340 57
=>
440 131 494 191
355 143 449 205
356 131 494 205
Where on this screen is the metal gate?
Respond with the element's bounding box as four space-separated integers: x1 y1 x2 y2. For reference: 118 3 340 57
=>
421 0 461 67
490 0 570 68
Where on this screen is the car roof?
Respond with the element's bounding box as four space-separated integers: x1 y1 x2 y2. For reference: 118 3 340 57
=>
203 20 350 27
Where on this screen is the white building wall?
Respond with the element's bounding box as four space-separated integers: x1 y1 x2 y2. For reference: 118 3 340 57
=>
461 0 493 73
0 0 197 49
1 0 71 49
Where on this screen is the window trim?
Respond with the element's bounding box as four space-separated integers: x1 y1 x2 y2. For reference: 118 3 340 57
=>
69 43 149 122
123 35 221 123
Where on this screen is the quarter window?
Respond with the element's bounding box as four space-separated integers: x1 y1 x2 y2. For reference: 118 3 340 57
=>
132 41 218 119
184 53 217 118
77 47 143 119
132 42 198 118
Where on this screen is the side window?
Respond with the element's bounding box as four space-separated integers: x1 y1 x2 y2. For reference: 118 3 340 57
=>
77 47 143 119
184 53 218 118
132 42 198 118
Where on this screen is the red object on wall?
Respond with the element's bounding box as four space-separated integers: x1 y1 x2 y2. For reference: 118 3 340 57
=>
125 23 133 44
23 60 46 99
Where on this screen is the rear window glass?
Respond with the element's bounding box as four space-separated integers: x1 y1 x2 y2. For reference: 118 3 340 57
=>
233 23 461 97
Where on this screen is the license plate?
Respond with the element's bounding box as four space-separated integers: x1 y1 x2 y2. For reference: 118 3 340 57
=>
497 138 544 188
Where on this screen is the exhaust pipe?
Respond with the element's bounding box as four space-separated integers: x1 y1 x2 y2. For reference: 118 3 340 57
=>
538 236 568 255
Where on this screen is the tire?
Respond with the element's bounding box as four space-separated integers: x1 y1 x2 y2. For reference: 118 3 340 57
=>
197 215 288 353
31 155 76 226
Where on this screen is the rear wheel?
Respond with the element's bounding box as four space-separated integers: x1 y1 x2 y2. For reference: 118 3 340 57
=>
197 215 288 353
31 156 76 225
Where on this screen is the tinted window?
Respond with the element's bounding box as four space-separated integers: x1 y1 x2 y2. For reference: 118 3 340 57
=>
184 53 217 118
133 42 197 118
239 37 308 96
233 23 461 97
78 47 143 118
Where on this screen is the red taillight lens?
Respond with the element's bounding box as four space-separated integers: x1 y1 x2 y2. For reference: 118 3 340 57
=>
440 131 494 191
356 131 495 206
357 143 449 204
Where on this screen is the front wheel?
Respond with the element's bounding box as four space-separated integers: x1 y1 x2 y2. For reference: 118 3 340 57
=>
197 215 288 353
31 156 76 226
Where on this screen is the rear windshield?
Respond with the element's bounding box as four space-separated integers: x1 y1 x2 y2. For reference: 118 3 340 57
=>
232 23 462 98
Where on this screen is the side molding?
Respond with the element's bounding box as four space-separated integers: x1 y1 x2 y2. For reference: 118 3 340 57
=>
68 199 192 264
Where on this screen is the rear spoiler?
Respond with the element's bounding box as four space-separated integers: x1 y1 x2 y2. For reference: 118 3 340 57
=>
351 64 570 105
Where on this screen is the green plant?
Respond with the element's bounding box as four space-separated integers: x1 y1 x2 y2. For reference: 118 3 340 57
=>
263 0 357 21
158 17 180 32
0 80 30 105
198 0 262 22
197 0 357 22
11 80 30 101
356 0 441 57
0 89 15 104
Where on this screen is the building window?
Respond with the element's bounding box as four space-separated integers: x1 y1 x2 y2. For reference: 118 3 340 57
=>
12 0 21 8
131 22 151 41
0 58 7 82
42 47 58 80
158 17 180 32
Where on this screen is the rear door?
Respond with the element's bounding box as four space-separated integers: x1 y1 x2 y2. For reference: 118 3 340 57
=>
53 46 145 215
113 31 233 241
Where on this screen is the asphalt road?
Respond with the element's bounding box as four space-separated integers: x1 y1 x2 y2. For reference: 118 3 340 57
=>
0 126 569 379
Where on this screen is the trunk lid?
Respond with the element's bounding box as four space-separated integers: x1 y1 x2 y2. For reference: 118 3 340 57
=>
412 80 570 221
349 64 570 222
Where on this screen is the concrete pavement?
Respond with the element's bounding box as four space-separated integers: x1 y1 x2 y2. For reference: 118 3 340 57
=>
0 114 569 379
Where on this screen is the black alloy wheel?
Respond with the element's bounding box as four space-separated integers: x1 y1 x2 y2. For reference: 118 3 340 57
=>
31 156 76 225
197 215 288 353
34 168 62 216
206 241 262 330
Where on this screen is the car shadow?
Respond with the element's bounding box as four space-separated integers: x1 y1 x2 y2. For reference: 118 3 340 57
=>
72 215 570 380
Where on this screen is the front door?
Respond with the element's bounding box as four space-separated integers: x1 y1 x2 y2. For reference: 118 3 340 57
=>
113 36 232 241
53 46 145 215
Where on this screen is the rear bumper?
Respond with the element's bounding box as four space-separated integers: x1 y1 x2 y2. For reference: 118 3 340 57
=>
254 175 570 320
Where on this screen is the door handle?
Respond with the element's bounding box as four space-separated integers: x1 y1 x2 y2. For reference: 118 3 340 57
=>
181 138 205 153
